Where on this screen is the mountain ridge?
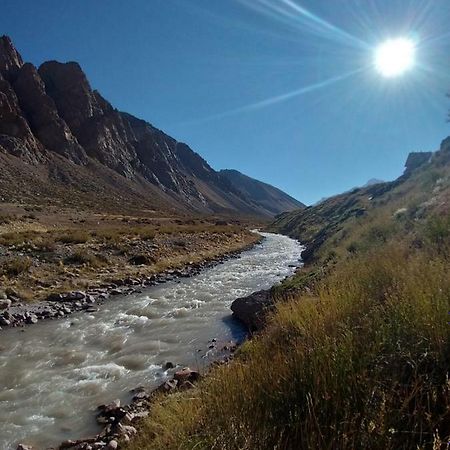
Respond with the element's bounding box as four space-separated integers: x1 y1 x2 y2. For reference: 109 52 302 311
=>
0 36 303 217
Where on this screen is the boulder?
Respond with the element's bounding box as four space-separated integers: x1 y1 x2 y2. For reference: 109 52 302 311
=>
106 440 118 450
0 299 12 310
173 368 200 383
231 289 273 331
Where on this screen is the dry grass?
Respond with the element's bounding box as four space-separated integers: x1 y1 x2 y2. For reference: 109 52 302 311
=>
127 214 450 450
1 256 32 277
0 213 259 301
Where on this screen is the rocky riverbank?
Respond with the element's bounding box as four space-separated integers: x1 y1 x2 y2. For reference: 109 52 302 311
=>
0 239 261 330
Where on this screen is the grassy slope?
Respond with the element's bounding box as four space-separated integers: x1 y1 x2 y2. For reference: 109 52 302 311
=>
126 142 450 450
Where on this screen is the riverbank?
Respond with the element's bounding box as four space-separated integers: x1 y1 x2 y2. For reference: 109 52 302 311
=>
0 208 261 329
0 237 261 330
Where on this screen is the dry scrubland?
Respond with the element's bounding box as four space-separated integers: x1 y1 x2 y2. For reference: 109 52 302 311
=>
127 148 450 449
0 205 259 301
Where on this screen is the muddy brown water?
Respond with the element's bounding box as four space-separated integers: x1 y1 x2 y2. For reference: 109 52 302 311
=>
0 233 303 449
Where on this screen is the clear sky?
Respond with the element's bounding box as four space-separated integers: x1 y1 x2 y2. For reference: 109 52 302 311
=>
2 0 450 204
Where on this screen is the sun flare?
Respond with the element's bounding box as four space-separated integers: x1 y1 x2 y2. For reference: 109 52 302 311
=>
375 38 416 78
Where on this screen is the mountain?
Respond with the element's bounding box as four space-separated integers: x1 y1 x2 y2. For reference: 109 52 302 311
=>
363 178 384 187
219 169 305 215
0 36 302 217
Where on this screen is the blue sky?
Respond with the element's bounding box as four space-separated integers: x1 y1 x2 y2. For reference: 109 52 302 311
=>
2 0 450 204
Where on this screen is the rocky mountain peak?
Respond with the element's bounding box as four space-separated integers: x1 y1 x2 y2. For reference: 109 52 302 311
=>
38 61 106 132
0 35 24 81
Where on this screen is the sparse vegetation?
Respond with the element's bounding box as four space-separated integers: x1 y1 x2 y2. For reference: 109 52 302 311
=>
1 256 32 277
0 210 259 301
58 230 90 244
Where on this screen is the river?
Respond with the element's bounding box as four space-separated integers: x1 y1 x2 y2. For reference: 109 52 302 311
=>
0 233 303 449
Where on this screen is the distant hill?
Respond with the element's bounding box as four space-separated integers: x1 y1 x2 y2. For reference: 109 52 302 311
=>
363 178 384 187
0 36 301 217
219 169 305 216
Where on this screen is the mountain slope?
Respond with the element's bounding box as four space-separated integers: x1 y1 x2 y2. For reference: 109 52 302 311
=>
0 36 302 217
269 139 450 263
219 169 305 216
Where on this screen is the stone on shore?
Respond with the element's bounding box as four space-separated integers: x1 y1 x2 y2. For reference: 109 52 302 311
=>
230 289 273 331
0 299 12 310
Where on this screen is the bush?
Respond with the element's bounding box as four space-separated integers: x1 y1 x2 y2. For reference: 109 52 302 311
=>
129 254 155 265
64 249 99 266
425 214 450 250
1 257 32 277
58 230 90 244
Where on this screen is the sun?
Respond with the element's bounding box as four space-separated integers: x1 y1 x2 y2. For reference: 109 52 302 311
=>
374 38 416 78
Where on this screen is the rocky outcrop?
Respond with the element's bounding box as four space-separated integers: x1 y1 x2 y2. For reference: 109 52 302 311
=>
0 71 43 161
13 63 86 163
0 35 23 81
404 152 432 174
231 289 273 331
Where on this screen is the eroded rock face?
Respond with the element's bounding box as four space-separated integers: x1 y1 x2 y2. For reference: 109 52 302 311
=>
0 35 23 81
13 63 87 163
404 152 432 175
39 61 138 174
0 72 44 161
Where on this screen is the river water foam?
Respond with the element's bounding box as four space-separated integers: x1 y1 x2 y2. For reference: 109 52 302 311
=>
0 233 303 449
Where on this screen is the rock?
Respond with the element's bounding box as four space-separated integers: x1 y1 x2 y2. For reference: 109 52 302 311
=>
64 291 86 301
106 440 118 450
174 368 201 383
97 399 126 424
159 379 178 392
16 445 33 450
25 314 38 324
163 361 174 370
230 289 273 331
119 424 137 436
0 35 23 80
0 316 11 326
178 380 196 390
0 299 12 310
12 62 86 163
132 391 150 401
404 152 432 175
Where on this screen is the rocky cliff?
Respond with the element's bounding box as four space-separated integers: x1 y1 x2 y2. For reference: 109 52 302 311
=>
0 36 302 216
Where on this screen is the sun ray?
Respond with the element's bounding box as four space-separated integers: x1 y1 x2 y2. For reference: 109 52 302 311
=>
237 0 369 50
180 67 366 126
